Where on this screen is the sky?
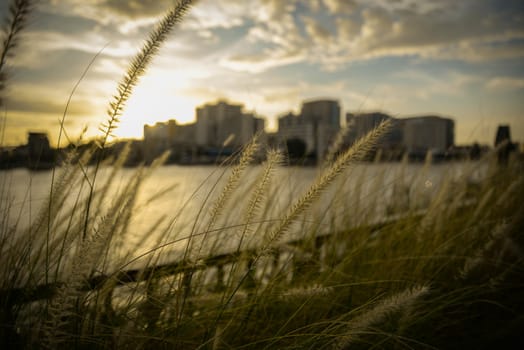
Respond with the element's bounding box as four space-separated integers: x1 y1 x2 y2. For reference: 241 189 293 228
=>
0 0 523 147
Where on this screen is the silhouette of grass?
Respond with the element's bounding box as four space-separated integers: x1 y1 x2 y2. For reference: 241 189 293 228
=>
0 0 36 107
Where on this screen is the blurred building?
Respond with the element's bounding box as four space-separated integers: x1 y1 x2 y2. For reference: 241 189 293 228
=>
0 132 55 169
27 132 54 168
28 132 51 158
301 99 341 159
301 99 340 128
277 99 341 161
343 112 454 160
345 112 403 149
494 125 516 165
144 100 264 163
277 112 316 155
195 100 265 149
402 116 454 156
494 125 511 147
346 112 390 139
144 120 175 161
143 119 198 163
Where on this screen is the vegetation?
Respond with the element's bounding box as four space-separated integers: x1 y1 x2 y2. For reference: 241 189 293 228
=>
1 1 523 349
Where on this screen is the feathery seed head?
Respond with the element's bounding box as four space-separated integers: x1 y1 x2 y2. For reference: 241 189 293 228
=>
264 119 392 248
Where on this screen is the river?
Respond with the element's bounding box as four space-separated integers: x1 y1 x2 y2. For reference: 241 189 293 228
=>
0 161 485 266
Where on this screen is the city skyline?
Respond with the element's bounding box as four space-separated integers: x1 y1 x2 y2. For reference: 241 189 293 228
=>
0 0 523 147
1 97 518 169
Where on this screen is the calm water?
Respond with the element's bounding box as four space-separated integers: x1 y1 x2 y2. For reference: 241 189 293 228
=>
0 162 485 263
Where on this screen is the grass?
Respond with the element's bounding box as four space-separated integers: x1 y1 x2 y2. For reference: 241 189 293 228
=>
1 1 524 349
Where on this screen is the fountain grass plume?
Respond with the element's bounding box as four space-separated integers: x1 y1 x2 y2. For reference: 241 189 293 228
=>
237 149 283 246
0 0 37 106
264 119 392 249
99 0 194 149
330 285 430 350
83 0 195 239
207 134 260 236
323 122 353 166
212 149 284 331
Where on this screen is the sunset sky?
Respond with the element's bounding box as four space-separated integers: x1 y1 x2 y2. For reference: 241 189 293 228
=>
1 0 523 147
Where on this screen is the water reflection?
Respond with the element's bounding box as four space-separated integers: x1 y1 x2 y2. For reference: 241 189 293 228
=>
0 162 486 268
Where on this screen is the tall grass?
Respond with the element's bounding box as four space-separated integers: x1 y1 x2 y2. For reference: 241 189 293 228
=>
0 0 37 106
1 1 523 349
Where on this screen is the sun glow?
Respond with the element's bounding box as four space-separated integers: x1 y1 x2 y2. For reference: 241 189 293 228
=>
114 71 199 139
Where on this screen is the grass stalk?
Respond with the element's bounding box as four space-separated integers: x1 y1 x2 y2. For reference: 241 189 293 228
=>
82 0 195 239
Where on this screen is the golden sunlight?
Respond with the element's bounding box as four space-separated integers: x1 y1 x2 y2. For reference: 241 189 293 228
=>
115 71 198 139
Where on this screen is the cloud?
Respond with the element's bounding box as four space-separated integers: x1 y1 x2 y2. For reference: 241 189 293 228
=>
307 0 323 12
180 85 227 101
389 70 480 100
303 17 332 43
186 2 246 30
426 40 524 62
6 93 93 116
38 0 523 76
486 77 524 91
216 0 308 73
323 0 357 14
254 0 297 22
263 87 302 104
100 0 171 18
47 0 169 21
13 1 524 78
321 0 524 69
244 0 523 75
358 7 394 48
219 0 524 73
336 17 361 40
221 47 305 73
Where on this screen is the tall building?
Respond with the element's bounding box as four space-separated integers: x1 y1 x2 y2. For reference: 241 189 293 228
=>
143 100 265 163
494 125 515 165
403 116 454 154
345 112 403 147
301 99 340 127
277 112 317 155
143 120 177 162
494 125 511 146
346 112 390 138
343 112 404 160
28 132 51 159
277 99 341 161
27 132 54 168
195 100 264 149
301 99 341 158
